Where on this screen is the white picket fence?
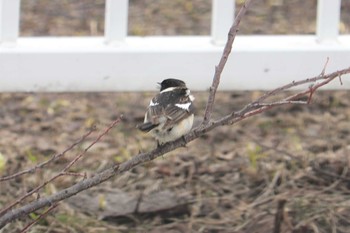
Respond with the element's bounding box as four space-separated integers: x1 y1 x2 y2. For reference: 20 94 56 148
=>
0 0 349 92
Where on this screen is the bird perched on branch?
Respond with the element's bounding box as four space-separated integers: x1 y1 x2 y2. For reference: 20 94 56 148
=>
137 78 195 145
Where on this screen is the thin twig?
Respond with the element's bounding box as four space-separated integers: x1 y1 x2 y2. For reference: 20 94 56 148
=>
202 0 253 126
253 100 308 107
19 203 58 233
63 117 122 173
0 129 94 182
62 172 87 178
307 57 330 104
320 57 329 76
339 76 343 85
230 66 350 124
0 117 121 218
255 57 330 104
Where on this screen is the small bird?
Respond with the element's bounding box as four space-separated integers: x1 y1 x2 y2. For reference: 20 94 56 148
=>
137 78 195 145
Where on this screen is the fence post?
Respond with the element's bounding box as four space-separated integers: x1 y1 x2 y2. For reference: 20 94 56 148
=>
0 0 20 45
104 0 129 44
316 0 341 42
211 0 234 45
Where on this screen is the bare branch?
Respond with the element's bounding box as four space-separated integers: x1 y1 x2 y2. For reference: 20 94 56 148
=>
255 57 330 104
320 57 329 76
0 118 121 218
252 100 308 107
339 76 343 85
202 0 253 126
212 67 350 128
62 117 122 173
0 129 94 182
19 204 58 233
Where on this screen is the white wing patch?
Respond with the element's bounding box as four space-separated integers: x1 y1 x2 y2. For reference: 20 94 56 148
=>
149 99 159 106
175 102 191 111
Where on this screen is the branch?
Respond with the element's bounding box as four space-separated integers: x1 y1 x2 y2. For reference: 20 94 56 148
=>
0 66 349 228
19 203 58 233
255 57 330 104
0 129 94 182
0 118 121 218
202 0 253 126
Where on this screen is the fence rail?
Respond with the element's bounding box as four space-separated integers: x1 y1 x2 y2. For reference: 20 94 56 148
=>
0 0 349 91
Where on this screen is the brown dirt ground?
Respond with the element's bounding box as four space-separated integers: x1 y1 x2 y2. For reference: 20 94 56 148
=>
1 1 350 233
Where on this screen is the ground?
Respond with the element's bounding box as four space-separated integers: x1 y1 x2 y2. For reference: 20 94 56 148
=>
1 1 350 233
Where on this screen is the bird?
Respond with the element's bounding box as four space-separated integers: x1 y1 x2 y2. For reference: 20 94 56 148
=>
137 78 195 145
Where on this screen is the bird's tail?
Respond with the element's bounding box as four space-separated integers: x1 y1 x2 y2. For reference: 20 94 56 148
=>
136 122 159 132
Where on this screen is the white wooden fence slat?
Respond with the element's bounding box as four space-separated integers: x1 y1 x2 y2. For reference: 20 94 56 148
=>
317 0 341 42
0 0 20 44
105 0 129 44
211 0 234 45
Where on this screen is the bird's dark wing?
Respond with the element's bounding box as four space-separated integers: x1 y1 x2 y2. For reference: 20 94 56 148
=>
138 87 194 132
159 88 194 129
162 104 193 129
